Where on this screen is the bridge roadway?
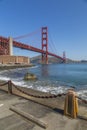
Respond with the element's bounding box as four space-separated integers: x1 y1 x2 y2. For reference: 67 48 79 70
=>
0 36 64 61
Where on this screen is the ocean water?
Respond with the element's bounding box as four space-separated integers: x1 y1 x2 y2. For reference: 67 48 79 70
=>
0 63 87 100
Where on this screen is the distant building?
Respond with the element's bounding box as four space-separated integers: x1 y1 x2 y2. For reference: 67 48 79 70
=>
0 37 30 65
0 55 30 64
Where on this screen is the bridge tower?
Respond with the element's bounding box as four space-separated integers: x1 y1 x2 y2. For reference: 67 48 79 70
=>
0 37 13 55
41 27 48 64
63 51 66 63
0 38 9 55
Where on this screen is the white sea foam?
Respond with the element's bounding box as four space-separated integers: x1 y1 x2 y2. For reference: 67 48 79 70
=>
26 85 68 94
30 65 38 69
12 79 33 89
77 90 87 100
32 85 87 100
12 80 28 87
0 76 10 81
0 70 9 74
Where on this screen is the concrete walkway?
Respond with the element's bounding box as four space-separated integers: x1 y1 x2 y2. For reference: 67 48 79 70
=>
0 90 87 130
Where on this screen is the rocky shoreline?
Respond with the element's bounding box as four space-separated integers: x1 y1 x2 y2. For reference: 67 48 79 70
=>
0 64 34 70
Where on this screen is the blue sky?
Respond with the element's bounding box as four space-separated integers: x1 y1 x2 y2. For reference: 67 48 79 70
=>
0 0 87 60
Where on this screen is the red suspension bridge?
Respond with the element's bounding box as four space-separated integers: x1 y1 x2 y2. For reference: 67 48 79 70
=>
0 27 66 64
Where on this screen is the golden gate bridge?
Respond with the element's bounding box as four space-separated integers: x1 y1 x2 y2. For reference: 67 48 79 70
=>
0 27 66 64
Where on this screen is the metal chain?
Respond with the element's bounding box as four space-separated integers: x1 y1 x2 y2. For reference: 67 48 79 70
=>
0 80 87 104
12 82 87 103
0 82 8 87
77 96 87 104
11 82 65 98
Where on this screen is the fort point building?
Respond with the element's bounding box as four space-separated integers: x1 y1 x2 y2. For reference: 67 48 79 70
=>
0 37 30 64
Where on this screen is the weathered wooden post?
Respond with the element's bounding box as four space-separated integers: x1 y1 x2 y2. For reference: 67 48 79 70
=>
8 80 12 94
64 90 78 118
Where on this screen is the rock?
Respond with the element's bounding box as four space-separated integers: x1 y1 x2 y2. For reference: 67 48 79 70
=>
24 72 37 80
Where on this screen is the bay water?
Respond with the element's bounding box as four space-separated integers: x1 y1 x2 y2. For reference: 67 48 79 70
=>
0 63 87 100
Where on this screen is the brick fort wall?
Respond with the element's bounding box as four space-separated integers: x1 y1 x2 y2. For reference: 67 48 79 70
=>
0 55 30 64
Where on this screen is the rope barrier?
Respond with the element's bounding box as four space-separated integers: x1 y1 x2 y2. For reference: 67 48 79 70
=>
0 80 87 104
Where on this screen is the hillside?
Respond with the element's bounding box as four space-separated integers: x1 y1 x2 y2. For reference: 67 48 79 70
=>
30 55 74 64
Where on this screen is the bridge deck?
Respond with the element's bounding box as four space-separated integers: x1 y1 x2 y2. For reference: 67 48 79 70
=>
0 36 64 61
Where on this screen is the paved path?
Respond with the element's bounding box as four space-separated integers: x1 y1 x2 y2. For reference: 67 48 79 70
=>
0 89 87 130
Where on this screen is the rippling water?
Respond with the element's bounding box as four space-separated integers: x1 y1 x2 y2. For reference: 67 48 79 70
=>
0 63 87 99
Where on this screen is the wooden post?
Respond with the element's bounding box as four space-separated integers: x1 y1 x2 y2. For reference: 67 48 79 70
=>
64 90 78 118
8 80 12 94
10 106 48 129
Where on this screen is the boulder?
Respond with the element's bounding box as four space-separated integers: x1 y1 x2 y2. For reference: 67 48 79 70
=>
24 72 37 80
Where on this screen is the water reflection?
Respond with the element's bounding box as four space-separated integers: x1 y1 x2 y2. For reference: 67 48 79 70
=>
41 64 49 77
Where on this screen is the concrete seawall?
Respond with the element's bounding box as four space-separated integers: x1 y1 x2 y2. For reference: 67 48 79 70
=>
0 64 34 70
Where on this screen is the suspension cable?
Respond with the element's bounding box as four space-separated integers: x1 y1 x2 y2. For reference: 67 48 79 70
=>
48 30 58 55
13 28 41 40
